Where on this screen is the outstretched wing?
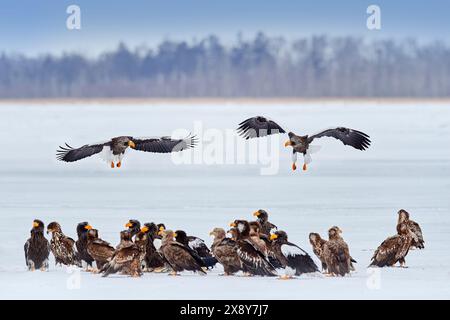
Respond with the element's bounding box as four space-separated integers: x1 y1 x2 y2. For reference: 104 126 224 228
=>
237 116 286 139
56 142 108 162
132 135 197 153
308 127 371 151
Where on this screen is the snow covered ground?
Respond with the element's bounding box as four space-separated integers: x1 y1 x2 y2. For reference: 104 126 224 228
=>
0 101 449 299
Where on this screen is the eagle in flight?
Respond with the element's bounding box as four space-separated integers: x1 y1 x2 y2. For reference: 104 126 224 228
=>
237 116 371 171
57 135 197 168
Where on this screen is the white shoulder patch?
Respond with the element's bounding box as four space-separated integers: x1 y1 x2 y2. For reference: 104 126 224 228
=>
189 238 204 249
281 244 305 258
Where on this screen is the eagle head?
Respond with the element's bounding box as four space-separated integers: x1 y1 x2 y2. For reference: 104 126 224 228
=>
46 221 62 234
32 219 45 233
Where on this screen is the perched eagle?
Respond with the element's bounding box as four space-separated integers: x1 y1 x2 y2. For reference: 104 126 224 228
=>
75 222 95 270
86 229 115 270
369 223 413 268
210 228 242 276
47 222 81 267
270 231 318 279
237 116 371 171
102 230 142 277
175 230 217 269
397 209 424 249
322 226 352 276
309 232 328 272
24 219 50 271
158 230 207 276
125 219 141 238
253 209 277 236
229 220 277 277
56 134 197 168
138 223 166 272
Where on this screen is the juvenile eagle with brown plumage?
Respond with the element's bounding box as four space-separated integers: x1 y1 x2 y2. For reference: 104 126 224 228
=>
369 223 413 268
47 222 81 267
24 219 50 271
309 232 328 272
86 228 115 270
210 228 242 275
397 209 424 249
237 116 371 171
57 134 197 168
322 226 352 276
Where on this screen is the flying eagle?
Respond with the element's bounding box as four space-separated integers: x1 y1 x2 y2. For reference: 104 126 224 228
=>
101 230 142 277
237 116 371 171
322 226 352 276
229 220 277 277
253 209 277 236
24 219 50 271
175 230 217 269
75 222 95 271
369 223 413 268
210 228 242 276
158 230 207 276
47 222 81 267
397 209 424 249
86 228 115 271
56 134 197 168
270 231 318 279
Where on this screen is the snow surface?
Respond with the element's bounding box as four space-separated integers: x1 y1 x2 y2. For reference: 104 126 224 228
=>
0 101 449 299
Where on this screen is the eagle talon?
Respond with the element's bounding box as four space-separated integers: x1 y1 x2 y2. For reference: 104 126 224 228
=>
110 162 115 169
117 161 121 168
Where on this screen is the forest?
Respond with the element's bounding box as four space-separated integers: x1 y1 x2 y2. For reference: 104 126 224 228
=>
1 33 449 98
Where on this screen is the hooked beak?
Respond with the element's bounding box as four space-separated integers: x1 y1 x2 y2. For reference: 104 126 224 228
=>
173 232 178 238
284 140 292 147
253 211 260 217
270 234 278 241
157 230 164 236
159 226 165 232
125 222 133 228
84 225 92 230
209 231 214 236
128 141 136 149
229 222 236 227
33 222 39 228
141 226 149 233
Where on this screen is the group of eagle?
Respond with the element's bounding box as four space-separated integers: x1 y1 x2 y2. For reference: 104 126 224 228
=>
25 209 424 278
56 115 371 171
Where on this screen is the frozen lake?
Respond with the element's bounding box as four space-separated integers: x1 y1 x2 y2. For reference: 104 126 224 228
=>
0 101 449 299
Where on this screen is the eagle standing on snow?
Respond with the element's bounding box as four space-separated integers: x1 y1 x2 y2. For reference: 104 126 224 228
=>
253 209 277 236
47 222 81 267
56 135 197 168
270 231 318 279
175 230 218 269
397 209 424 249
369 223 413 268
210 228 242 276
75 222 95 270
322 226 352 276
237 116 371 171
24 219 50 271
86 228 115 270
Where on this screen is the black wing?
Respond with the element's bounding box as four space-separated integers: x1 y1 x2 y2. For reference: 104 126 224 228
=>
308 127 371 151
282 242 319 274
132 135 197 153
237 239 277 276
237 116 286 139
56 142 107 162
24 239 30 264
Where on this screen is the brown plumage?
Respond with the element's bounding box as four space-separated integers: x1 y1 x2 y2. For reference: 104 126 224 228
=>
209 228 242 275
309 232 328 272
230 220 277 277
398 209 424 249
47 222 81 267
270 231 318 278
101 230 142 277
322 226 351 276
159 230 207 275
253 209 277 236
249 221 283 269
86 229 115 270
24 219 50 271
369 223 413 267
75 222 95 269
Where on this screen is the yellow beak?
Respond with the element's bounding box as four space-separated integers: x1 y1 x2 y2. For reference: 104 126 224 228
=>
157 230 164 236
125 222 133 228
159 226 165 231
128 141 136 148
173 232 178 238
270 234 278 241
253 211 260 217
33 222 39 228
209 231 214 236
229 222 236 227
84 225 92 230
284 140 292 147
141 226 149 233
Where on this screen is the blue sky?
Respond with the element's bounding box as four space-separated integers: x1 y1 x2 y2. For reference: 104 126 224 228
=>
1 0 449 56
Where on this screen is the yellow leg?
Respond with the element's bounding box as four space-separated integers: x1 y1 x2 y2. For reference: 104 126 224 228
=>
292 163 297 171
303 163 307 171
117 161 121 168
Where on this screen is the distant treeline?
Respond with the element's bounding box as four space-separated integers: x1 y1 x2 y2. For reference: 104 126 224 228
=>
1 33 450 98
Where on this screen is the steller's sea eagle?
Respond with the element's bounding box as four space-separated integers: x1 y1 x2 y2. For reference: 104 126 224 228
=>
57 135 197 168
237 116 371 171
